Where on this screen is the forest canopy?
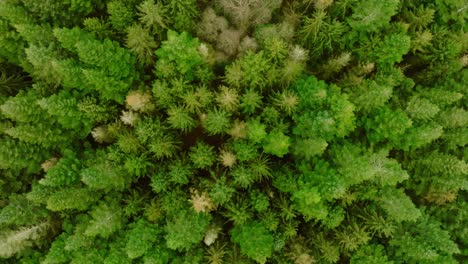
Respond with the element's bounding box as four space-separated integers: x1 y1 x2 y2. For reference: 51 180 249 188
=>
0 0 467 263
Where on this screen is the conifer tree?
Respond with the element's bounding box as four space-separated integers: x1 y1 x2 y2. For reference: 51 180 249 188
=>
0 0 466 262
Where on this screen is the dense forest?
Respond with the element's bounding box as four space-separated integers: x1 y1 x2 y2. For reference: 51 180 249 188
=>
0 0 467 263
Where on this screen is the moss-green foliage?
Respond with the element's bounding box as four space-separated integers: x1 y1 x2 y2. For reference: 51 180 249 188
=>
0 0 466 263
230 221 274 263
347 0 400 33
164 209 211 251
125 219 160 259
155 30 210 82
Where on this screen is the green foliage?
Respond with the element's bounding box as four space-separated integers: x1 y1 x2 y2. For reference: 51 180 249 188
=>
292 186 325 221
378 187 421 223
107 1 135 32
44 187 98 212
209 176 235 205
246 119 266 144
347 0 400 33
84 201 123 238
39 150 81 187
240 89 263 114
163 0 199 32
405 96 440 120
230 140 257 162
1 90 45 123
410 151 467 194
37 90 92 131
0 69 30 97
189 141 216 169
0 19 26 65
350 244 393 264
42 234 70 264
53 27 138 103
216 86 239 111
168 158 194 184
365 106 413 144
167 106 196 132
14 23 54 46
293 76 356 141
336 221 371 253
124 153 152 177
0 194 49 228
292 137 328 160
137 0 168 36
231 165 255 188
155 30 210 82
367 33 412 64
0 137 48 174
3 122 72 147
83 17 112 39
299 10 346 58
396 124 443 151
437 107 468 129
126 23 157 66
225 51 272 90
164 209 211 251
0 0 466 263
331 144 409 187
230 221 274 263
125 219 160 259
202 109 231 135
0 221 50 258
272 90 299 115
250 190 269 212
422 88 463 107
81 153 132 191
389 213 460 263
262 131 290 158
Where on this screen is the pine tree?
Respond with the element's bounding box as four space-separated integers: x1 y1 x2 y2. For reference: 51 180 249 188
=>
125 219 160 259
230 221 274 263
84 201 123 238
0 1 467 263
125 24 157 66
164 209 211 251
0 221 50 258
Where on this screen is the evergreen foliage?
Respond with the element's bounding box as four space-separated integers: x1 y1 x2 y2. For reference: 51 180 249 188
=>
0 0 466 263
